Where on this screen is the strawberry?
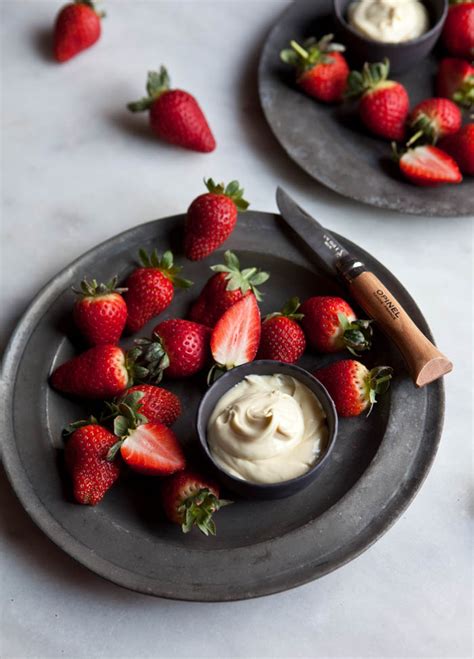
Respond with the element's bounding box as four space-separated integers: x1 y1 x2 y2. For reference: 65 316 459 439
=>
127 67 216 153
53 0 103 63
189 251 269 327
300 296 372 355
396 144 462 186
210 294 261 377
106 398 185 476
64 421 120 505
184 179 249 261
314 360 393 417
123 249 192 334
346 59 409 141
118 384 181 427
407 98 462 146
439 124 474 175
436 58 474 110
73 276 127 345
442 1 474 59
280 34 349 103
257 297 306 363
50 344 140 398
133 319 211 381
161 470 231 535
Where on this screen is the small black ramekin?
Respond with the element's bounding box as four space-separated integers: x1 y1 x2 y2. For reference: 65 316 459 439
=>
196 360 338 499
333 0 448 74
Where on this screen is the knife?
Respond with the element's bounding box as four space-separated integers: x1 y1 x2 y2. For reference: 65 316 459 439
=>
276 187 452 387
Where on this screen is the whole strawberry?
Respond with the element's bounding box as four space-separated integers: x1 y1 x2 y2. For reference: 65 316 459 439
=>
314 360 393 417
189 251 269 327
257 297 306 363
300 296 372 354
439 124 474 175
161 470 231 535
436 58 474 110
442 1 474 59
133 319 211 381
118 385 181 427
53 0 103 63
280 34 349 103
106 398 185 476
64 421 120 505
123 249 192 334
210 294 261 379
346 59 409 141
407 98 462 146
50 344 137 398
395 144 462 186
184 179 249 261
127 67 216 153
73 276 127 345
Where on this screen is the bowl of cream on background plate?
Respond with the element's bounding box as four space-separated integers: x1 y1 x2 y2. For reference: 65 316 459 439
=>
333 0 448 74
196 361 338 499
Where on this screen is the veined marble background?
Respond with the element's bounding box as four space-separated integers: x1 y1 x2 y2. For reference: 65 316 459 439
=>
1 1 472 658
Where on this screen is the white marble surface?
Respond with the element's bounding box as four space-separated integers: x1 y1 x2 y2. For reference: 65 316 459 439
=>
1 1 472 657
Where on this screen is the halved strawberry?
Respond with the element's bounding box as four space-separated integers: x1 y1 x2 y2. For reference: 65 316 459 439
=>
106 391 185 475
210 295 261 376
396 144 463 186
117 423 185 475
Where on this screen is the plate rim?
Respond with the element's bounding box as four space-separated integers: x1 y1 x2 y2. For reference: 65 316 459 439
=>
0 212 445 601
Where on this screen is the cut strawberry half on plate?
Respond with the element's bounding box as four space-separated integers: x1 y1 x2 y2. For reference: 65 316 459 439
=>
210 295 261 374
397 144 462 187
111 422 186 476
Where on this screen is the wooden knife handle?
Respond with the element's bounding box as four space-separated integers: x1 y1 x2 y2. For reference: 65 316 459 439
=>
345 269 452 387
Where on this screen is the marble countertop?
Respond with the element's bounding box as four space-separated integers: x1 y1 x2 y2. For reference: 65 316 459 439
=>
1 2 472 657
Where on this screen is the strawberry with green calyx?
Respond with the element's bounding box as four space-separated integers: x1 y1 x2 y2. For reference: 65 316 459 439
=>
161 470 232 536
127 67 216 153
54 0 104 63
300 296 372 355
185 179 249 261
257 297 306 363
393 142 463 186
64 420 120 505
314 360 393 417
132 318 211 382
73 276 127 345
406 98 462 147
280 34 349 103
209 294 261 383
111 384 181 427
346 58 409 141
106 392 186 476
436 58 474 111
50 344 148 399
124 249 192 334
189 250 269 327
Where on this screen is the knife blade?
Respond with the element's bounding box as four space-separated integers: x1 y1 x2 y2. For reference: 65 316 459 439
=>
276 187 453 387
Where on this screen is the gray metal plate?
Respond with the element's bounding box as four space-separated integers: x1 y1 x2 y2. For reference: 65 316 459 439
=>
1 212 444 600
258 0 473 216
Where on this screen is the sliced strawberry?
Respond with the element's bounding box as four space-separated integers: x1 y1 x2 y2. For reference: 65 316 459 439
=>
210 295 261 371
398 145 463 186
115 422 185 476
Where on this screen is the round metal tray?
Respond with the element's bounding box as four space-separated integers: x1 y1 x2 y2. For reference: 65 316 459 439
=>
1 211 444 600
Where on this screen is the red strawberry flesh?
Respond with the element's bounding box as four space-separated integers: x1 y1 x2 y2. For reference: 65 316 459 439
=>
211 295 261 369
120 422 185 475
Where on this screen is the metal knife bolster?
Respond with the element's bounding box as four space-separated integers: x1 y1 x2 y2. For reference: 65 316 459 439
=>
336 255 367 283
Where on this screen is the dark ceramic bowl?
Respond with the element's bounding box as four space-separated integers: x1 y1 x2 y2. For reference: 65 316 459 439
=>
333 0 447 74
196 360 338 499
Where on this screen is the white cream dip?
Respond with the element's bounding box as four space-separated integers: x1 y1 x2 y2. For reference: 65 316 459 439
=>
348 0 430 43
207 374 328 484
